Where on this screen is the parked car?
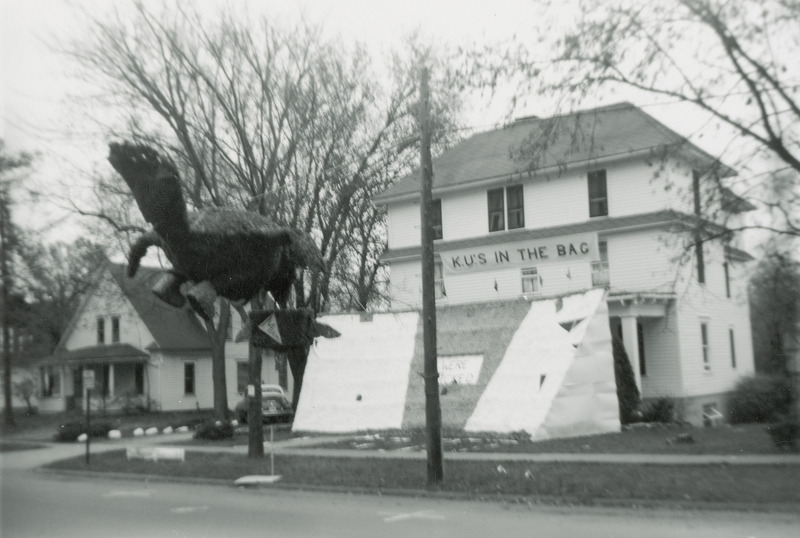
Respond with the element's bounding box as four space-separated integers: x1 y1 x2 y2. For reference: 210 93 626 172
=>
235 384 293 424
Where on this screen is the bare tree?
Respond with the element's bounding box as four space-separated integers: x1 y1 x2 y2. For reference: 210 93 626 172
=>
468 0 799 239
61 3 462 414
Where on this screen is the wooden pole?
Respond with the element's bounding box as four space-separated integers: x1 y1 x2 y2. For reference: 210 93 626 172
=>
248 296 264 458
419 66 444 485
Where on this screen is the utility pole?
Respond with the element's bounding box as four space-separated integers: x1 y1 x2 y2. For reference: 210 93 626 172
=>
418 66 444 485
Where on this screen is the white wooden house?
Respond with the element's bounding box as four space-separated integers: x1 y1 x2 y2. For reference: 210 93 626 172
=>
35 263 292 414
372 102 756 425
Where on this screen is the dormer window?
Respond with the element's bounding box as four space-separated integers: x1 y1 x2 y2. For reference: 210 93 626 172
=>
488 185 524 232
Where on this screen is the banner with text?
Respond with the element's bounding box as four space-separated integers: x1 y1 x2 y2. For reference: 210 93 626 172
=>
440 233 598 274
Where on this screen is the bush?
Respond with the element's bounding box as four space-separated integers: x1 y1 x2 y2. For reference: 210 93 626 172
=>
729 374 792 424
766 418 799 451
54 420 114 442
193 420 234 441
641 397 675 423
612 337 641 424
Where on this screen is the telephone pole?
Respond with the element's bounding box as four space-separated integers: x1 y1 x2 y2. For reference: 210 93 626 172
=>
418 66 444 485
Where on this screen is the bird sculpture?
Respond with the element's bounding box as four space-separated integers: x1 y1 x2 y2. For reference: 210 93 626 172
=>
109 141 321 321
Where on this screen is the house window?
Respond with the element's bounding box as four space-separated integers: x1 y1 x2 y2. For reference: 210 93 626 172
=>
729 328 737 369
134 363 145 395
692 169 702 215
487 185 524 232
588 169 608 217
431 198 443 240
39 366 60 397
700 322 710 371
487 188 505 232
184 362 196 395
696 239 706 284
97 317 105 344
506 185 525 229
111 316 120 343
723 262 731 298
521 267 542 294
434 261 446 300
591 240 610 286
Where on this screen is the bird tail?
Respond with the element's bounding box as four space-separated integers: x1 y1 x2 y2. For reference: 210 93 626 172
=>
128 231 162 277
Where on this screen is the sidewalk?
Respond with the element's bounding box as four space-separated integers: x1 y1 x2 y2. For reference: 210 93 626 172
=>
4 431 800 472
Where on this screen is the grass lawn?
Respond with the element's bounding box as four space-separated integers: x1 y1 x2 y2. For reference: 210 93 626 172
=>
308 424 783 455
45 449 800 507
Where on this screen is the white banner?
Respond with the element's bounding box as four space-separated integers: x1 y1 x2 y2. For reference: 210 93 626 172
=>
440 233 597 274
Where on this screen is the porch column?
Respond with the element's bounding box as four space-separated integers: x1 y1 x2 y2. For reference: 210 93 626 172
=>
108 364 115 397
620 314 642 392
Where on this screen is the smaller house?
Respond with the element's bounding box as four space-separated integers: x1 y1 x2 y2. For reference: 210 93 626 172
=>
36 261 293 414
36 263 213 413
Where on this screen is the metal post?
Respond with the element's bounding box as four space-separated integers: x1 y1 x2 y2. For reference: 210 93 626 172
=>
419 66 444 485
270 424 275 476
85 388 91 465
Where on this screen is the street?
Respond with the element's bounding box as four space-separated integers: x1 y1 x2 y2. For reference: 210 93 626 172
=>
2 457 799 538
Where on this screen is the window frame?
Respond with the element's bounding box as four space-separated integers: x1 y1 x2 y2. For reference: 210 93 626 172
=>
588 169 608 217
431 198 443 240
506 185 525 230
184 362 196 395
111 315 120 343
521 267 542 295
487 188 505 232
96 317 105 344
434 261 446 300
700 322 711 371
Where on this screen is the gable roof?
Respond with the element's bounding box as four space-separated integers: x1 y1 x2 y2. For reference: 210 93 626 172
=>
374 102 735 204
107 264 210 351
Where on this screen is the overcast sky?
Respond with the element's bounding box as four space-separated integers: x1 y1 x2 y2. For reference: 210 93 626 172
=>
0 0 753 244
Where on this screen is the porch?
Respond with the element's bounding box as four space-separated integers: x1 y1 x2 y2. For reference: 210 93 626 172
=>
607 292 677 398
59 344 151 413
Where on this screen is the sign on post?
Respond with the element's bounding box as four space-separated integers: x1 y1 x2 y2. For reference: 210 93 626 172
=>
83 369 95 390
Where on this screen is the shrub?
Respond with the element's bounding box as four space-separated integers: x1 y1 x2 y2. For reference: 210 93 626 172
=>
728 374 792 424
612 337 641 424
766 417 799 451
193 420 234 441
641 397 675 423
54 420 114 442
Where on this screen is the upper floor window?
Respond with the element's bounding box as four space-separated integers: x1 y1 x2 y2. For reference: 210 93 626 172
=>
591 240 610 286
700 322 710 371
111 316 120 343
588 170 608 217
723 262 731 298
97 317 105 344
729 328 737 369
434 261 446 300
696 239 706 284
521 267 542 295
432 198 443 240
692 169 702 215
488 185 524 232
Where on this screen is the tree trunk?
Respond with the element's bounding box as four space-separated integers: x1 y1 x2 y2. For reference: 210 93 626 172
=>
204 301 231 421
1 199 15 426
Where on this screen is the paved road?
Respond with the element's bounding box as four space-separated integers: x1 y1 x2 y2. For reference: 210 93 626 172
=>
2 448 800 538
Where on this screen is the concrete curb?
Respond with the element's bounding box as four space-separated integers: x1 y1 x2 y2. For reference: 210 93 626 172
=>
35 465 800 515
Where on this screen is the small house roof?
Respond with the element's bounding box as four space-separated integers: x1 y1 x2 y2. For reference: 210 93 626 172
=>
374 102 736 204
107 264 210 351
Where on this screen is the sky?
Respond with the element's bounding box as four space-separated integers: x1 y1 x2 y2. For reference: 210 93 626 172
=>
0 0 766 247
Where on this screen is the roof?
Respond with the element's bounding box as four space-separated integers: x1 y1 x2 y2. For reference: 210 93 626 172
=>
382 209 724 263
374 102 736 204
108 264 211 351
56 343 149 365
